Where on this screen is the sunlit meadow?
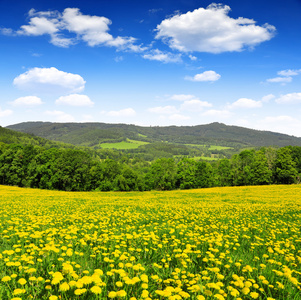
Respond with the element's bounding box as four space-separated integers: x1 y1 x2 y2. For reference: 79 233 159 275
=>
0 185 301 300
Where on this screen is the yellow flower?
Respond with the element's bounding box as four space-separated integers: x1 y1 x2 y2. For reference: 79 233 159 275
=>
18 278 27 285
91 285 102 294
197 296 205 300
1 276 11 282
241 287 250 295
108 291 117 298
74 288 87 295
49 296 58 300
250 292 259 299
117 290 127 297
116 281 123 287
13 289 26 295
59 282 70 292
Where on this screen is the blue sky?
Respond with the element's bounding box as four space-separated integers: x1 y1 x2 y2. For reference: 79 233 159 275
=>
1 0 301 136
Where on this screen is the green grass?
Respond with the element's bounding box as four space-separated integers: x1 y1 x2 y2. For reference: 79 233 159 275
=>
100 139 149 149
185 144 233 150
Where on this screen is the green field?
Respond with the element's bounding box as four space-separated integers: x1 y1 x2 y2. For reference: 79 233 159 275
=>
100 139 149 149
0 185 301 300
185 144 233 150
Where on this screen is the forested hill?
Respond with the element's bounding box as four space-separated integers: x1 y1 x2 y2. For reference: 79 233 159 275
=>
0 126 75 148
6 121 301 148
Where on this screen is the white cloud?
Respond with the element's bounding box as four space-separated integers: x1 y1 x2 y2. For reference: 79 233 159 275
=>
142 49 182 63
11 8 143 51
277 69 301 77
265 69 301 84
185 70 221 82
188 55 197 61
0 107 13 117
155 3 275 53
180 99 212 112
230 98 262 109
80 114 94 122
169 114 190 121
148 106 178 114
261 94 275 103
13 67 85 94
275 93 301 104
45 110 75 122
202 109 231 118
55 94 94 107
11 96 43 106
169 94 196 101
106 108 136 117
258 115 301 136
266 77 292 83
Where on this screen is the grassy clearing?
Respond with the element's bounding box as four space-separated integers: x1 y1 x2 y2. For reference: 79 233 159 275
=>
100 139 149 149
185 144 233 150
0 185 301 299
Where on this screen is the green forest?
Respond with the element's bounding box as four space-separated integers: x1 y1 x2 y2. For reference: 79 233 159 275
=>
0 141 300 192
1 123 301 192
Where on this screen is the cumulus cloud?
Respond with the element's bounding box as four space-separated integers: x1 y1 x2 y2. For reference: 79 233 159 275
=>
13 67 85 94
169 114 190 121
9 8 144 51
261 94 275 103
275 93 301 104
169 94 196 101
148 106 178 114
45 110 75 122
180 99 212 112
202 109 232 118
0 107 13 117
142 49 182 63
106 108 136 117
185 71 221 82
11 96 43 106
55 94 94 107
229 98 262 109
266 68 301 84
258 115 301 136
155 3 275 53
266 77 292 83
277 69 301 76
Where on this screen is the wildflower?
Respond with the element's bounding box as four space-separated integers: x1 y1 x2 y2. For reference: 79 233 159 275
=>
106 291 117 298
13 289 26 295
117 290 127 297
91 285 102 294
18 278 27 285
250 292 259 299
59 282 70 292
1 276 11 282
49 296 58 300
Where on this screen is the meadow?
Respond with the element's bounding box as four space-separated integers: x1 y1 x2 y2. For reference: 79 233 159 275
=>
100 139 149 150
0 185 301 300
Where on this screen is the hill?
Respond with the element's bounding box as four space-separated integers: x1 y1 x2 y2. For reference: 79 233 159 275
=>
0 125 76 149
6 121 301 148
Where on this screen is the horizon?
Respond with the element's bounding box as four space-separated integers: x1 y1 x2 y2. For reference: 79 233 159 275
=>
0 0 301 136
7 120 301 138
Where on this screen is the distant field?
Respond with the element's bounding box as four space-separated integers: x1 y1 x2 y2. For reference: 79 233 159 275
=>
100 139 149 149
185 144 233 150
0 185 300 299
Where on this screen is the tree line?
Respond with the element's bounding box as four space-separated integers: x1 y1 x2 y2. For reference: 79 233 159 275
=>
0 143 300 191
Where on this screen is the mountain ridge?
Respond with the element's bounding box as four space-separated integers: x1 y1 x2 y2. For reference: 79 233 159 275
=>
6 121 301 148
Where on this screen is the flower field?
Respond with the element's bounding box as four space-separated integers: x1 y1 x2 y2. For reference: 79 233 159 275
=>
0 185 301 300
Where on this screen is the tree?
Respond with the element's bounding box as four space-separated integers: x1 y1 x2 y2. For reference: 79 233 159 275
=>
248 150 272 185
145 158 176 190
176 158 197 189
273 147 298 184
